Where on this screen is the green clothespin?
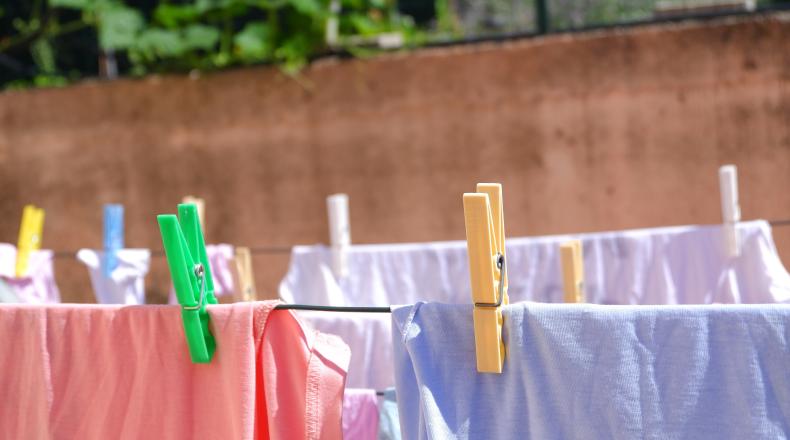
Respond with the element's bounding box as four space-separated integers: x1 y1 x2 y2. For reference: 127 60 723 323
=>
157 203 218 363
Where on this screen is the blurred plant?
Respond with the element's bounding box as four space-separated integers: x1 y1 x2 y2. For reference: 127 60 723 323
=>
1 0 419 87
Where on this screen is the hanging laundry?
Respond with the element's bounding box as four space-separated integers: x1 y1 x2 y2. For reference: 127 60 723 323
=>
283 220 790 389
342 389 379 440
0 279 19 303
169 244 236 304
281 220 790 305
0 301 349 439
377 388 401 440
76 249 151 304
0 243 60 303
298 311 394 389
392 302 790 439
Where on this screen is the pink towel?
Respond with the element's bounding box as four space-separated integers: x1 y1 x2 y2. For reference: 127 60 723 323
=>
0 243 60 303
0 301 349 439
342 389 380 440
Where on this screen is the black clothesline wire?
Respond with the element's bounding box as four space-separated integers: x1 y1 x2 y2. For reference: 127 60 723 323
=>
47 218 790 259
273 304 392 313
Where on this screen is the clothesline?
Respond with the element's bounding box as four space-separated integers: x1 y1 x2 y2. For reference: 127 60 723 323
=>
274 304 392 313
43 218 790 259
51 245 292 259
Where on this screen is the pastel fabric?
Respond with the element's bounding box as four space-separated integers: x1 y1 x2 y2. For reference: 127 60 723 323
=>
0 243 60 303
297 311 394 390
342 389 379 440
77 249 151 304
377 388 401 440
169 244 236 304
281 221 790 390
0 301 349 440
280 220 790 306
392 302 790 440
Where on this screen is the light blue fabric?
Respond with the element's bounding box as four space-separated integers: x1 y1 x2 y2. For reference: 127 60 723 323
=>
378 388 402 440
393 302 790 439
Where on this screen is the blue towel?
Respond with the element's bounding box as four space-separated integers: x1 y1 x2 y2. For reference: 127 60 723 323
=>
378 388 402 440
392 302 790 439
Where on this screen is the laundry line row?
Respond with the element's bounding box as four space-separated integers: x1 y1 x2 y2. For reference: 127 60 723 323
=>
4 169 790 438
41 217 790 260
15 165 773 280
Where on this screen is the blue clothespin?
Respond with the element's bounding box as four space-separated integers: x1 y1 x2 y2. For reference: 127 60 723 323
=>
158 203 217 363
103 204 124 278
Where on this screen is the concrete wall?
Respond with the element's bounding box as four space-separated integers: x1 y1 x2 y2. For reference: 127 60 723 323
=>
0 13 789 303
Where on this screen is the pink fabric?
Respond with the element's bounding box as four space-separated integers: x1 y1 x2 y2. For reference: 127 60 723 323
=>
169 244 236 304
342 389 380 440
259 304 351 439
0 301 349 439
0 243 60 303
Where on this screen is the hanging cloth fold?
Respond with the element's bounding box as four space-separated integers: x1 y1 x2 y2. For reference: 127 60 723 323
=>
0 243 60 303
0 301 349 439
392 302 790 439
77 249 151 304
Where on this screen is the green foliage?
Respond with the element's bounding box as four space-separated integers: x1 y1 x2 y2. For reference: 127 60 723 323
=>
98 5 145 50
234 22 272 60
2 0 417 87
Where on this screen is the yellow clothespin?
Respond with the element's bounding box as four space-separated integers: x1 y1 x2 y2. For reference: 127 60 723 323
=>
234 247 257 302
182 196 205 232
463 183 508 374
560 240 585 303
15 205 45 277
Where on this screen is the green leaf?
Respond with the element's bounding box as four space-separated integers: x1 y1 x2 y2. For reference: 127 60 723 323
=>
49 0 92 10
98 5 144 50
233 22 272 61
31 38 56 73
274 33 312 73
134 28 185 58
153 4 201 28
183 24 220 50
348 13 383 35
289 0 324 16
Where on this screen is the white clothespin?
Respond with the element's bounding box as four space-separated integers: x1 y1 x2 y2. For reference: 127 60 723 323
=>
560 240 584 303
327 194 351 278
718 165 740 257
463 183 508 374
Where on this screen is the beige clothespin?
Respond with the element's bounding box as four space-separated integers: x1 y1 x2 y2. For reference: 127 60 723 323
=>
234 247 257 302
718 165 740 257
15 205 45 277
463 183 508 374
560 240 584 303
182 196 205 232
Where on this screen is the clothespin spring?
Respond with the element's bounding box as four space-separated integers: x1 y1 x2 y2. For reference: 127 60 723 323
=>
183 263 207 312
474 253 507 308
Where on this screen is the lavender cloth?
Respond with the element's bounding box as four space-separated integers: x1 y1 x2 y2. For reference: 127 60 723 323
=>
281 220 790 306
77 249 151 304
282 221 790 390
343 389 379 440
0 243 60 303
393 302 790 439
